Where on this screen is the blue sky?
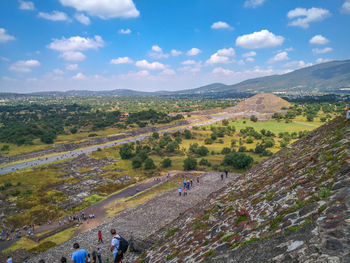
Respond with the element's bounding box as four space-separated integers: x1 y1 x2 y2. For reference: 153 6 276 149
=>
1 0 350 93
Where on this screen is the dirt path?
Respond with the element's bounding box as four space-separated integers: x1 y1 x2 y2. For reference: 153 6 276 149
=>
0 173 174 254
27 172 239 263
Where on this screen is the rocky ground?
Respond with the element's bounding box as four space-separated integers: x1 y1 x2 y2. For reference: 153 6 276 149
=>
24 172 238 263
133 116 350 263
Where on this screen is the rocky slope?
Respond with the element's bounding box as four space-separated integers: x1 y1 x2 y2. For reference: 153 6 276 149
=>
135 116 350 263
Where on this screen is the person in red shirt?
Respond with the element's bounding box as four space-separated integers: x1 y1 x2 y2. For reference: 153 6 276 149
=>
98 230 103 243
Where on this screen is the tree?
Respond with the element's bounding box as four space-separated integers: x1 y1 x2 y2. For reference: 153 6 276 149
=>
246 137 253 144
70 127 78 134
211 133 217 140
144 158 156 170
204 138 213 145
199 158 211 167
197 146 209 156
132 156 142 169
255 144 265 154
222 119 229 126
136 149 148 161
161 158 172 168
223 152 253 169
166 141 179 153
184 156 197 171
152 132 159 139
250 115 258 122
120 143 134 159
221 147 231 154
183 129 192 139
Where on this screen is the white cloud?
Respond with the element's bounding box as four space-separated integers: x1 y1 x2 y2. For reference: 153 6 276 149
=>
19 0 35 10
135 60 166 70
211 21 233 30
206 48 235 65
237 60 245 66
309 35 329 45
59 0 139 19
9 59 40 72
60 51 86 61
242 51 257 58
316 58 331 64
0 28 16 43
136 70 150 77
66 64 79 71
287 7 331 28
212 67 234 75
283 60 313 69
74 13 90 25
268 51 289 63
182 60 197 65
48 36 104 52
53 69 64 75
244 0 266 8
171 49 182 56
160 69 176 75
236 30 284 49
72 72 86 80
187 48 202 56
110 57 133 64
343 0 350 14
312 47 333 54
38 11 70 21
149 45 169 59
119 29 131 34
246 57 255 63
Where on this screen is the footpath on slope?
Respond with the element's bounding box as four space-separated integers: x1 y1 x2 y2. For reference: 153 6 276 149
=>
26 172 238 263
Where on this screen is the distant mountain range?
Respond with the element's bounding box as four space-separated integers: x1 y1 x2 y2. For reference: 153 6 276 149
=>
1 60 350 98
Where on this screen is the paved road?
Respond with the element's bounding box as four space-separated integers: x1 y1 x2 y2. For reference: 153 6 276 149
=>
0 113 231 175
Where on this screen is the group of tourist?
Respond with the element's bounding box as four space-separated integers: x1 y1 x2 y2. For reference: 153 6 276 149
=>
69 212 95 224
0 225 35 241
178 177 198 196
25 228 126 263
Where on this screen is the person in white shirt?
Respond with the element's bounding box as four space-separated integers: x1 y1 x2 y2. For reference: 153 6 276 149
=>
7 256 13 263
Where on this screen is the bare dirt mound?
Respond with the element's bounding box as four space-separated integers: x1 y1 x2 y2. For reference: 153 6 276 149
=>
230 93 291 114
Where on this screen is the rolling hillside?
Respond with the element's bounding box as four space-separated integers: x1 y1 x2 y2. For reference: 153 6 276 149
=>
180 60 350 95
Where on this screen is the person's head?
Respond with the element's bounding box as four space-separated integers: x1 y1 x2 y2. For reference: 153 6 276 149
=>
98 230 101 233
110 228 116 236
73 243 80 249
39 260 45 263
60 257 67 263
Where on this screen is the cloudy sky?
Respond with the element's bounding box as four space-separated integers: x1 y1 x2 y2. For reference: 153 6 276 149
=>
1 0 350 93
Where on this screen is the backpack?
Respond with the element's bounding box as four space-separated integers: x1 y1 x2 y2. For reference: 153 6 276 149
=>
115 236 129 253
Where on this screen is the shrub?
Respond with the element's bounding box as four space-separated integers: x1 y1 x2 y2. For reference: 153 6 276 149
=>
246 137 253 144
223 152 253 169
152 132 159 139
250 115 258 122
221 147 231 154
199 158 211 167
70 127 78 134
238 146 246 152
132 157 143 169
184 156 197 171
204 138 213 145
144 158 156 170
210 133 217 140
120 143 134 159
183 129 192 139
161 158 172 168
197 146 209 156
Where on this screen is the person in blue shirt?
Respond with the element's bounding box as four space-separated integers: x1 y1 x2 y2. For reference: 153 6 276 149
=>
110 229 123 263
71 243 88 263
